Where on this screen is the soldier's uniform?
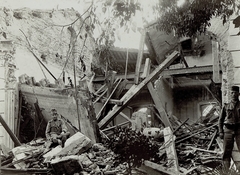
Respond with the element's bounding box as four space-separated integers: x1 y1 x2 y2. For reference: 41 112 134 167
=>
45 118 69 147
219 86 240 172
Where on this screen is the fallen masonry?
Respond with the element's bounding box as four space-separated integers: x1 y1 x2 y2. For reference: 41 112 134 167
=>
0 113 233 175
0 132 130 175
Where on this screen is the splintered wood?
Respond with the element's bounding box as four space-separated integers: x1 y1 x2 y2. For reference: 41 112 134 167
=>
163 127 179 173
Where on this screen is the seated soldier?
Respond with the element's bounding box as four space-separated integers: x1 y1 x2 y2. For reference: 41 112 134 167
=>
45 109 70 148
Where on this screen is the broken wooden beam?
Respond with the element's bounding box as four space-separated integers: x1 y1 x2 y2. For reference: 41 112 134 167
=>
135 29 146 84
0 115 21 146
186 146 221 154
173 118 189 134
100 98 123 105
207 129 218 150
98 51 180 129
147 82 172 130
175 123 218 144
143 160 184 175
141 58 151 79
119 112 132 122
93 78 119 104
101 121 130 132
163 127 179 172
93 65 215 82
93 88 108 104
96 78 122 121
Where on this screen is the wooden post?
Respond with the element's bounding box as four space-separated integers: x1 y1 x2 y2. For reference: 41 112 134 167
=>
0 115 21 146
135 29 146 84
212 41 221 83
141 58 151 78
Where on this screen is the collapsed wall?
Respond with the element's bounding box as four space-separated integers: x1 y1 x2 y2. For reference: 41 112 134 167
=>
0 7 101 148
0 7 98 83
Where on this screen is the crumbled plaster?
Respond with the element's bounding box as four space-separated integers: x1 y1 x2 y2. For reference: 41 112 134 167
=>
0 7 98 83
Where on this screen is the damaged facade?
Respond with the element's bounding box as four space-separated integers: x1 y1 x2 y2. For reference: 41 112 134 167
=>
0 5 240 175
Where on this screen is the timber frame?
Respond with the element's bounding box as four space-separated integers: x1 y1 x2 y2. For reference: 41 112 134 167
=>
95 25 221 131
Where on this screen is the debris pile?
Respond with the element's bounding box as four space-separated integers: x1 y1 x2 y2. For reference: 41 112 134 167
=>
0 132 135 175
154 114 223 174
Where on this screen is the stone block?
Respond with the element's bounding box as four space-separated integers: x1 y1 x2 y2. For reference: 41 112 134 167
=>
56 132 92 157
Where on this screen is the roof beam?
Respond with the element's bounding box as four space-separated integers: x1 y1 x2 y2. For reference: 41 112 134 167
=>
161 65 215 77
93 65 215 82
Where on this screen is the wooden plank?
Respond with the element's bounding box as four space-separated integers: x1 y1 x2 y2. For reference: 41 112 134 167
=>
0 115 21 146
143 160 183 175
163 127 179 172
93 65 214 82
176 123 218 144
98 51 180 129
147 82 172 129
141 58 151 79
96 78 122 121
93 88 108 104
119 112 132 122
134 29 146 84
100 98 123 105
212 41 221 83
187 146 220 154
94 84 106 95
207 129 217 150
93 78 119 104
173 118 189 134
101 121 130 132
